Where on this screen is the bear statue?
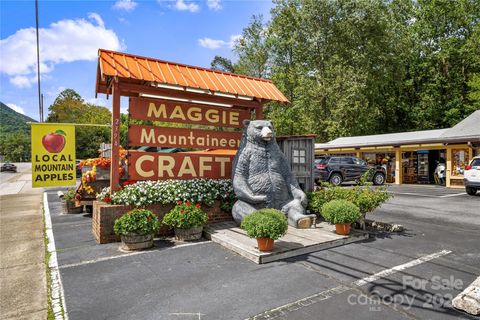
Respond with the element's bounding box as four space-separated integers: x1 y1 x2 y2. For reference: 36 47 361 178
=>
231 119 316 228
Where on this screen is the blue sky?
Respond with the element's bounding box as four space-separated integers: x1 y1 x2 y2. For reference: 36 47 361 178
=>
0 0 273 120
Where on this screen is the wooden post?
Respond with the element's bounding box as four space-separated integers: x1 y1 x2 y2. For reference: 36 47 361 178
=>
446 147 452 188
110 80 121 192
395 149 402 185
255 105 263 119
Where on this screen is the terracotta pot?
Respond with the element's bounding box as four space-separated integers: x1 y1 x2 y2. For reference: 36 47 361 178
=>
335 223 351 235
256 237 274 252
174 226 203 241
120 234 154 250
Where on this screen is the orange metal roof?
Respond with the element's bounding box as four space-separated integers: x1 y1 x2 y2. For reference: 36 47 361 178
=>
96 49 289 103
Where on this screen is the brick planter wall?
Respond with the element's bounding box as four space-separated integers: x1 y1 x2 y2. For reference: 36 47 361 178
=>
92 201 233 244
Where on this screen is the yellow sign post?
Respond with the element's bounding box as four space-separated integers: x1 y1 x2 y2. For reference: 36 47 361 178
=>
31 123 76 187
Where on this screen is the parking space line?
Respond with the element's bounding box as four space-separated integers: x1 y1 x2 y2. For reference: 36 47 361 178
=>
438 193 467 198
59 240 212 269
391 192 465 198
249 250 452 320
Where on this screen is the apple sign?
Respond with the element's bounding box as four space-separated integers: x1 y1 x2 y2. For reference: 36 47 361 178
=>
42 130 66 153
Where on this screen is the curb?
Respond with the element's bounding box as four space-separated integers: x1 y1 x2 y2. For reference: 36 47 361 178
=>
43 192 69 320
452 276 480 315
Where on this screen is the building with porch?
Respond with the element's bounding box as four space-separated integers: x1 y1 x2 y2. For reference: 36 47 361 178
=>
315 110 480 188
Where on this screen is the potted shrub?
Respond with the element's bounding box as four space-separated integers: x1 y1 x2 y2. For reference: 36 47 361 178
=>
63 188 83 214
241 209 288 252
114 208 160 250
320 199 361 235
162 202 208 241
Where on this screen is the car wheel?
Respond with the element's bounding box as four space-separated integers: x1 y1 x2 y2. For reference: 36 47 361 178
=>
466 187 477 195
329 173 343 186
373 173 385 185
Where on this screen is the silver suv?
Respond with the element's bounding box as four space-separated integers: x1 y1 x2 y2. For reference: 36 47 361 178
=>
464 156 480 196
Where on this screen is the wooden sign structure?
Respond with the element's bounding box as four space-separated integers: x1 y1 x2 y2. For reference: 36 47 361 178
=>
126 97 249 181
96 50 290 192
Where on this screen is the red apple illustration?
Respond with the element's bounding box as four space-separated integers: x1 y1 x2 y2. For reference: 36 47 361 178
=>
42 130 66 153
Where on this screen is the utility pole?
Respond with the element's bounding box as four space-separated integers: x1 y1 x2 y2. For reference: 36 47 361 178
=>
35 0 42 122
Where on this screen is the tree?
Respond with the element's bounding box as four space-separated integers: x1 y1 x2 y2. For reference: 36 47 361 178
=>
47 89 112 159
225 0 480 141
210 56 236 73
233 15 271 78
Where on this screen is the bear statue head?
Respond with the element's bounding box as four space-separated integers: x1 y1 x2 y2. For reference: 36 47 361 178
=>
243 120 275 144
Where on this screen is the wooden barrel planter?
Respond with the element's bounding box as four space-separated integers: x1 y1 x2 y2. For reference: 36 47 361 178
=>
174 226 203 241
64 200 83 214
120 234 154 250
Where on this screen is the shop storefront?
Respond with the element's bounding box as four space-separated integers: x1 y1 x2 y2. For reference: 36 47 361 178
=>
315 111 480 188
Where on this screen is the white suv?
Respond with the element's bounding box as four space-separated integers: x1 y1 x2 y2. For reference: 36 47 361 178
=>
464 156 480 196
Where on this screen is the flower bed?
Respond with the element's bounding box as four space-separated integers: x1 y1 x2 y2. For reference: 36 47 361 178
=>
92 200 231 243
92 179 236 244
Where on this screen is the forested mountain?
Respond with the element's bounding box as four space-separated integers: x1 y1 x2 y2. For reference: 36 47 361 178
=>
0 101 36 135
0 102 35 162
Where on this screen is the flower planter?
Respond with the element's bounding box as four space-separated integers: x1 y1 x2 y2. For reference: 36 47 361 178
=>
120 234 154 250
256 237 275 252
174 226 203 241
335 223 351 235
64 200 83 214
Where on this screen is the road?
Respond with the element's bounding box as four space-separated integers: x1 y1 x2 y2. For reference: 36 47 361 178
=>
41 182 480 320
0 162 39 195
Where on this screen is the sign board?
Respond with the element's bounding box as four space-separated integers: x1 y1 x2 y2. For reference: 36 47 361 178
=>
129 97 250 128
31 123 76 187
128 125 242 149
127 151 235 180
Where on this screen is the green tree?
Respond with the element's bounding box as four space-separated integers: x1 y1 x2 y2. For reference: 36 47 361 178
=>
47 89 112 159
210 56 236 73
233 14 271 78
224 0 480 141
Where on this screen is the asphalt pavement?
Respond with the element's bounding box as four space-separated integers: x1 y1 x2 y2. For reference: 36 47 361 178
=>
45 183 480 320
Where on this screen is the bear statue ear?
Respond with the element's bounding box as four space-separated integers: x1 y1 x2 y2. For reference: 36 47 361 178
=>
243 119 251 127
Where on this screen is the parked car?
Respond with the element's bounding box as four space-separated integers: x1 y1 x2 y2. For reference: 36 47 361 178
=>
315 156 386 186
464 156 480 196
0 162 17 173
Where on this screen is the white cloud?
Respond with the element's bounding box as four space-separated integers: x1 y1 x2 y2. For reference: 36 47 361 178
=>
174 0 199 12
198 34 241 50
198 38 226 49
0 13 124 88
6 103 25 115
113 0 138 11
207 0 221 11
86 97 108 107
9 76 32 88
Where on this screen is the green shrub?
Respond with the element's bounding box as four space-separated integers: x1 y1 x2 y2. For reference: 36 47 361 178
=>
321 200 361 224
162 202 208 230
309 185 391 217
63 188 76 201
241 209 288 240
114 208 160 236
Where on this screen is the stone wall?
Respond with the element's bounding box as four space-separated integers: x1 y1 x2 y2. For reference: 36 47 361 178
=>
92 201 233 244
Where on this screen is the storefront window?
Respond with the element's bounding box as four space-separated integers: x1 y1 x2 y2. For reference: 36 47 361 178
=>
362 152 396 183
452 149 470 176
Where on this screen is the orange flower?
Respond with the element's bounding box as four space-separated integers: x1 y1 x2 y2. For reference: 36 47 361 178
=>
195 203 201 208
186 201 191 206
180 210 185 214
177 200 183 205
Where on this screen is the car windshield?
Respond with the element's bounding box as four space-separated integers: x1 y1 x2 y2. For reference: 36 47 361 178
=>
471 159 480 167
315 158 327 164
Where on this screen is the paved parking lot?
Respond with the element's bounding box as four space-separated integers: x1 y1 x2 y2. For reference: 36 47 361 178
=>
47 184 479 320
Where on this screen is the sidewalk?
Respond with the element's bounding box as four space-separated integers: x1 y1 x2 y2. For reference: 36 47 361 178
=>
0 167 47 319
